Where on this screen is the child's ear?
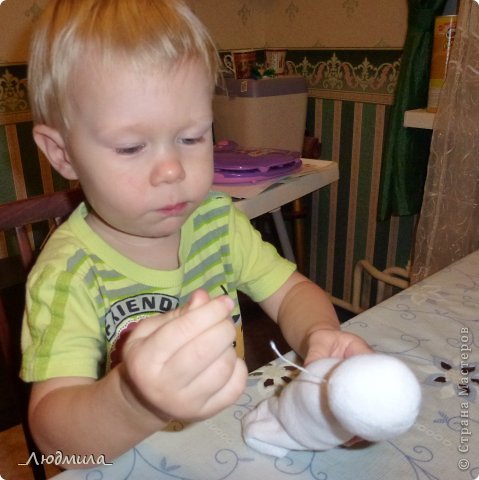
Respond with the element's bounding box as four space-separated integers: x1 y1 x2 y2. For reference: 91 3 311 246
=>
32 124 79 180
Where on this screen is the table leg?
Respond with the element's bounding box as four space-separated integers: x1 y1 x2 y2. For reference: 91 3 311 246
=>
309 190 320 282
271 208 296 263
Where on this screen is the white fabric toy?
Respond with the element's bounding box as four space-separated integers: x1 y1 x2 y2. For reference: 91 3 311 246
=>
242 353 421 458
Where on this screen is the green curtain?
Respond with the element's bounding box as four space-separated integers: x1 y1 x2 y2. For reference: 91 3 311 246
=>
377 0 447 221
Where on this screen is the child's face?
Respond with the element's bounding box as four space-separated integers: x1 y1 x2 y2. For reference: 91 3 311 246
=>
63 59 215 241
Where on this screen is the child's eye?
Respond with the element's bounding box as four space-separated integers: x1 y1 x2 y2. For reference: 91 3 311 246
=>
115 144 145 155
180 137 204 146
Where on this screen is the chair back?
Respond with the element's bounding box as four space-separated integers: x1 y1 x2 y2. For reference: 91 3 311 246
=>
0 188 85 271
0 188 84 480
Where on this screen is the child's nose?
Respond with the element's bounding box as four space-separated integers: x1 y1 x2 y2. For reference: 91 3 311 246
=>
150 152 186 185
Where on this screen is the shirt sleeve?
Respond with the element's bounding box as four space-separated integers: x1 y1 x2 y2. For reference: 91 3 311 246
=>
21 261 105 382
229 205 296 302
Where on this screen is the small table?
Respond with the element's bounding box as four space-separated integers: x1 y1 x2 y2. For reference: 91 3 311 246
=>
214 159 339 269
51 250 479 480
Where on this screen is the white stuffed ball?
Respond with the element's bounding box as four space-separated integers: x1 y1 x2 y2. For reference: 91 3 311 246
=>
327 354 421 441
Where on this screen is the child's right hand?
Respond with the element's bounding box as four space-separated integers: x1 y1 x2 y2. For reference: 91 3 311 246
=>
119 290 248 423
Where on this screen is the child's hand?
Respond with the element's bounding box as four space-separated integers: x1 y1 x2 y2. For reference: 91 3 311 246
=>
303 328 373 449
119 290 248 422
303 328 373 366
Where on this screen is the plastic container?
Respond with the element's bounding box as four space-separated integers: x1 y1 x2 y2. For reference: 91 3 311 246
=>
213 76 308 152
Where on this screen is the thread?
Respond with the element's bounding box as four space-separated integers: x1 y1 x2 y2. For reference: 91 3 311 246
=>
269 340 325 382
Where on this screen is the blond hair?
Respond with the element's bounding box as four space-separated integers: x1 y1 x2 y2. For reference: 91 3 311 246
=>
28 0 219 129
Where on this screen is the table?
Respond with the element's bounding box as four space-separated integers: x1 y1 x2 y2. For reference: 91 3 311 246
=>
52 250 479 480
215 158 339 266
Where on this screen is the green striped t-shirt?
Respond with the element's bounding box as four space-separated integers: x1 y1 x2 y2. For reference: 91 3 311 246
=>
21 191 295 381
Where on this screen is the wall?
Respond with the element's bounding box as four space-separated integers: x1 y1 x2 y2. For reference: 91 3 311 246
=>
0 0 410 307
0 0 407 61
285 49 412 308
0 0 48 64
188 0 407 50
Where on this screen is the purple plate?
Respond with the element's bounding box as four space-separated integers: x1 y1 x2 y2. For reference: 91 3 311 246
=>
214 141 302 184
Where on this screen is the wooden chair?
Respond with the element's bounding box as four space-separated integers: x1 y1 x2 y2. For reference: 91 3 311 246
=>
0 188 84 480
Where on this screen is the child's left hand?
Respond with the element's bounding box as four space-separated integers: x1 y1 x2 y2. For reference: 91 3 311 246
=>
303 328 373 448
303 328 373 366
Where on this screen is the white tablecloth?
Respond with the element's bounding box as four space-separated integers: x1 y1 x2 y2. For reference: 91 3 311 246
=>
54 251 479 479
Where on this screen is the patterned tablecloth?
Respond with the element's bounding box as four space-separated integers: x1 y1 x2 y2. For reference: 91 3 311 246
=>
54 251 479 480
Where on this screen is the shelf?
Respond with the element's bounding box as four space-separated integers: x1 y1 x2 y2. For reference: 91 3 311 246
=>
403 109 435 130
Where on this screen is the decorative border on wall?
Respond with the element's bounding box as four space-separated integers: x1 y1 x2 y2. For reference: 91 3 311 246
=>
285 49 401 105
4 50 403 117
218 49 402 105
0 64 30 124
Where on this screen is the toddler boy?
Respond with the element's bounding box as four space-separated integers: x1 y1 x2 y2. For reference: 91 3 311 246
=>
21 0 371 465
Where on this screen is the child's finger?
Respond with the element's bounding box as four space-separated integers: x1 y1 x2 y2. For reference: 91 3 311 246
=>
123 289 215 346
131 294 235 366
159 314 238 387
188 356 248 419
185 289 211 310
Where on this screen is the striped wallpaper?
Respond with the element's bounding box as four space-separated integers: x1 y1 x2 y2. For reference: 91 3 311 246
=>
307 94 416 308
283 49 417 308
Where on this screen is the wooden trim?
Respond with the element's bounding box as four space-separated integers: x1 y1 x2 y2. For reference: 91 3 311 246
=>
0 111 32 126
5 124 27 200
309 88 394 105
343 103 363 301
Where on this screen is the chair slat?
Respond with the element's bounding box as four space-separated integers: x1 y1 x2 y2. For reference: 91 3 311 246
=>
15 225 34 272
0 188 84 231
